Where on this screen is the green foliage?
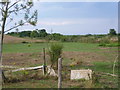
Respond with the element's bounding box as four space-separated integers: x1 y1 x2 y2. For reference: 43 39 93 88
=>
8 29 48 38
37 29 48 37
99 43 120 47
7 29 118 43
98 43 106 47
19 31 31 37
108 29 117 36
27 44 31 47
46 33 63 41
52 33 63 41
7 32 19 37
30 30 39 38
48 43 63 67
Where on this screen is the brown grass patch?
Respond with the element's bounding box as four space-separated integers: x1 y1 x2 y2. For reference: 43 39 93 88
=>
3 52 44 67
3 35 46 44
62 51 111 65
3 50 117 67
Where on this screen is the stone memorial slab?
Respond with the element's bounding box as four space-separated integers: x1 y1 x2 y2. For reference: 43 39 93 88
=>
71 69 92 80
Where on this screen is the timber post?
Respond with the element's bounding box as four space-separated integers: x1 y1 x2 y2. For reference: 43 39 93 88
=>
58 58 62 89
43 48 46 75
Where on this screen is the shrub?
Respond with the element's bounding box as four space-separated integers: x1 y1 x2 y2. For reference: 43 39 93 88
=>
27 44 31 47
99 43 120 47
21 41 29 43
48 43 63 68
99 43 106 46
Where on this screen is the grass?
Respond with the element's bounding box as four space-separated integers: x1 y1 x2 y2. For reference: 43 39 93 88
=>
3 42 118 53
3 43 48 53
68 61 118 74
92 61 118 75
63 42 99 52
2 42 119 88
4 79 58 88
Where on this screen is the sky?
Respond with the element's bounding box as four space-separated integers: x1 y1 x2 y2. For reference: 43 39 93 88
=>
4 1 119 35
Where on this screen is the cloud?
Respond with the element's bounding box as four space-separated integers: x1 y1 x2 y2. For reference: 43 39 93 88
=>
37 21 76 26
34 18 118 35
9 17 117 35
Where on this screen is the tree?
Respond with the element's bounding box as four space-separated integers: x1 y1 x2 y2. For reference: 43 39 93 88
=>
16 28 19 34
30 30 39 38
19 31 32 37
0 0 38 82
7 32 18 36
47 33 63 41
38 29 48 37
108 29 117 36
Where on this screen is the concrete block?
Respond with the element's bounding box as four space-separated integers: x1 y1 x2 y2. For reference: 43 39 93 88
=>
71 69 92 80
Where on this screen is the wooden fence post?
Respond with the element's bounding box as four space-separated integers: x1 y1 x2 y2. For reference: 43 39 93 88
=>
113 56 118 75
0 69 2 89
58 58 62 89
43 48 46 75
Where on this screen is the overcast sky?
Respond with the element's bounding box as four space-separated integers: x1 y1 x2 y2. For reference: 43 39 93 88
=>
8 1 118 35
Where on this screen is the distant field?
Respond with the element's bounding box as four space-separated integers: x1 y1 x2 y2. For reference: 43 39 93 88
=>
3 42 118 53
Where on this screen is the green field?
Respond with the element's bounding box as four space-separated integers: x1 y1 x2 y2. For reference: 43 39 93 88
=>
3 42 118 53
3 42 118 88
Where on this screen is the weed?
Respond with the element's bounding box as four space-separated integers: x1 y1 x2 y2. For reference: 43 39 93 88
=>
27 44 31 47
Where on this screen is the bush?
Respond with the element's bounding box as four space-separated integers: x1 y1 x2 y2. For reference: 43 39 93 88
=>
27 44 31 47
99 43 120 47
21 41 29 43
48 43 63 68
99 43 106 46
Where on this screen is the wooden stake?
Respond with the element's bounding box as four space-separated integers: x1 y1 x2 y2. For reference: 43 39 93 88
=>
58 58 62 89
43 48 46 75
113 56 118 75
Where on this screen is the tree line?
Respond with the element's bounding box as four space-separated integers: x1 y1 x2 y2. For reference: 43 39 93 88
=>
7 29 64 40
7 29 119 43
